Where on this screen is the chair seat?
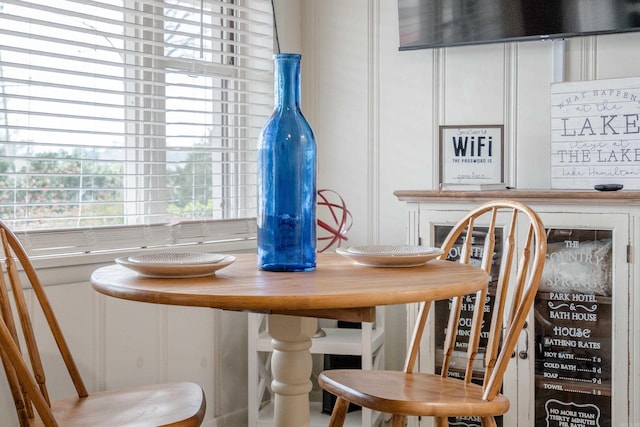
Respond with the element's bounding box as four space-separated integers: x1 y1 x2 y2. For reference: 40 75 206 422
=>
27 382 206 427
319 370 510 418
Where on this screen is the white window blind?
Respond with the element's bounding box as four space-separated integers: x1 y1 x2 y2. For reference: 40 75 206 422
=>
0 0 273 255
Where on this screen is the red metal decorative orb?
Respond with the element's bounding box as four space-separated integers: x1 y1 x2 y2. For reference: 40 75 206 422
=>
316 189 352 253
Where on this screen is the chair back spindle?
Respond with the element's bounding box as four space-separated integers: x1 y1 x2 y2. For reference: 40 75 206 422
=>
1 227 89 396
1 227 63 426
434 201 546 400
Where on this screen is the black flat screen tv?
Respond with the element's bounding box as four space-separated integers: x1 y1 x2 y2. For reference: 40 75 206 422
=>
398 0 640 50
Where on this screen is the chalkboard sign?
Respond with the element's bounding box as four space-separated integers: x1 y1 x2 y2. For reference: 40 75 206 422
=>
534 229 612 427
433 225 614 427
550 77 640 189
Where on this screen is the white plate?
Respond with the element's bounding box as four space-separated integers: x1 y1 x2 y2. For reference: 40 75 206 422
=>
336 245 444 267
127 252 226 265
116 253 236 278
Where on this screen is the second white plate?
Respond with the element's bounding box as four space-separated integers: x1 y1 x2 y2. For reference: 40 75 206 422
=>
336 245 444 267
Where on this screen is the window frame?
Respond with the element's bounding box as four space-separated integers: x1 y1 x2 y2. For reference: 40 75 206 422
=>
0 0 272 257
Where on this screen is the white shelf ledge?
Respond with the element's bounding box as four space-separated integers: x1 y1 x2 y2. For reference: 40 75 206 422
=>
256 326 385 355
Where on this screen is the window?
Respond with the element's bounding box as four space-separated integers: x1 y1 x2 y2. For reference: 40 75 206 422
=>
0 0 273 255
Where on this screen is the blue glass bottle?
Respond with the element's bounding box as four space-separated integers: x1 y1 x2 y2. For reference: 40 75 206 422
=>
257 54 317 272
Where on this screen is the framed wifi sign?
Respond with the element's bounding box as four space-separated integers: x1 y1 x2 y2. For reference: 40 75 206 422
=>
439 125 505 189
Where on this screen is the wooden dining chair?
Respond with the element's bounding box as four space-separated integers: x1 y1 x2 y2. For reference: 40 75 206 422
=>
0 220 206 427
319 199 547 427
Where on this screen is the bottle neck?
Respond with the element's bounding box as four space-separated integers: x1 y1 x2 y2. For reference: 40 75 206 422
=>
274 54 301 109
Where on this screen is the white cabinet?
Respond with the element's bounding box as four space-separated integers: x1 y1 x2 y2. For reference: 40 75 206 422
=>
248 310 385 427
395 190 637 427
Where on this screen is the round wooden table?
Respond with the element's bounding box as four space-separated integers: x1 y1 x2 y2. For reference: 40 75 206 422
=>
91 252 488 427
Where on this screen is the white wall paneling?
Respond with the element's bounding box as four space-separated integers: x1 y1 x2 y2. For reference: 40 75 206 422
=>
366 0 381 245
503 43 517 186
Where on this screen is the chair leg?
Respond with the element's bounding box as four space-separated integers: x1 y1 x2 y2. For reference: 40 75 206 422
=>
481 416 497 427
328 397 349 427
391 414 406 427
